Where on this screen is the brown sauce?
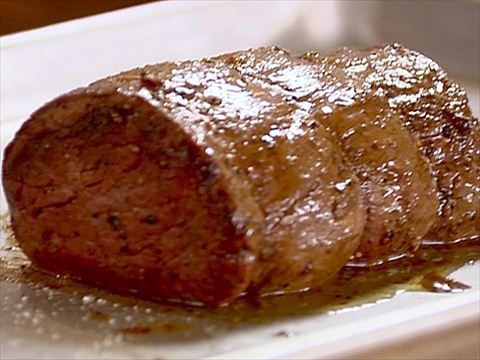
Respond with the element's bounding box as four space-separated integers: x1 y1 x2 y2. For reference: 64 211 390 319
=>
420 272 470 293
1 213 479 343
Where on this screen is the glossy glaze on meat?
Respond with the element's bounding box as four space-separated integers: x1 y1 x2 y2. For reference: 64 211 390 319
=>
218 47 439 263
2 44 478 305
303 44 480 243
97 58 366 296
3 53 365 305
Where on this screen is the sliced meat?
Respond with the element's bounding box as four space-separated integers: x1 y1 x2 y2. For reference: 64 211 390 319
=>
2 56 365 304
3 92 263 306
303 43 480 243
218 47 439 264
3 43 477 306
315 99 438 263
95 59 366 295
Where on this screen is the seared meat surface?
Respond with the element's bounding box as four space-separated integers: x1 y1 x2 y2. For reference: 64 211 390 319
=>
218 47 439 263
304 44 480 243
2 44 478 305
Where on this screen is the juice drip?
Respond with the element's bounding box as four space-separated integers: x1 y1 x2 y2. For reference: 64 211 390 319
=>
1 210 479 328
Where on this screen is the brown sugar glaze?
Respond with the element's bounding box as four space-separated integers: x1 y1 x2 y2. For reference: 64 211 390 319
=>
1 213 478 341
3 45 478 307
0 46 479 359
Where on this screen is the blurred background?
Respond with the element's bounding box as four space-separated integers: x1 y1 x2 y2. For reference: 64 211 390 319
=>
1 1 479 125
0 0 154 35
1 0 478 79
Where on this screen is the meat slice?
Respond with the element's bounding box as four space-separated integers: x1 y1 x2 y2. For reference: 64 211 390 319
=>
3 44 476 305
218 47 439 264
303 43 480 243
3 92 263 306
315 100 438 262
2 56 364 304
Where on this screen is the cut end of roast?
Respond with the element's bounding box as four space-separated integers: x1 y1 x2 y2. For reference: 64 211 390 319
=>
2 93 259 306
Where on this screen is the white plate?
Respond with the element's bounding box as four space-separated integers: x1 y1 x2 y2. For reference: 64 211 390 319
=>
1 2 479 359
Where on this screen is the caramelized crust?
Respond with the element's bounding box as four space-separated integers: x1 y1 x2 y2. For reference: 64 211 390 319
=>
3 52 365 304
218 47 439 263
303 44 480 243
2 44 477 305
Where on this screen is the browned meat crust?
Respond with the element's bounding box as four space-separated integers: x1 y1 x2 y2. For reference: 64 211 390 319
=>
2 55 365 305
2 43 478 305
218 47 439 263
303 44 480 243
